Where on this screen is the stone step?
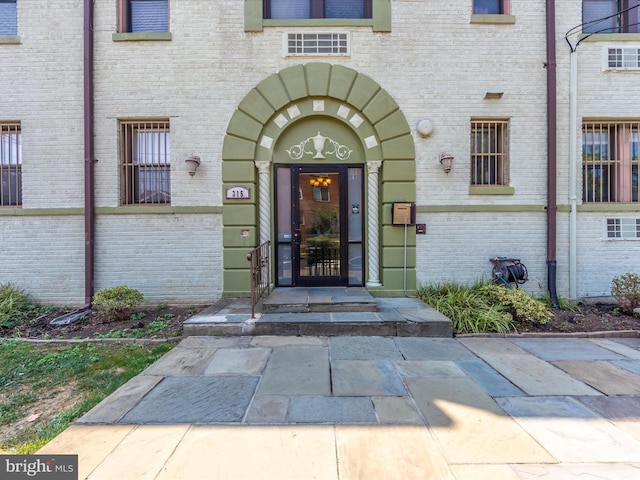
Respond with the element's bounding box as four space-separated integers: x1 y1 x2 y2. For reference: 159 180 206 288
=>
261 287 377 313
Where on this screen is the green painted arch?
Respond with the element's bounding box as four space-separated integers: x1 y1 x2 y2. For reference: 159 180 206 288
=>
222 63 416 297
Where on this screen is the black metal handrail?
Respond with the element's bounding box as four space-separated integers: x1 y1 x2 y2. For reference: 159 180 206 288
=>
247 241 271 318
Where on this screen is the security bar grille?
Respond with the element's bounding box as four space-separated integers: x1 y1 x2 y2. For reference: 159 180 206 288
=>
120 120 171 205
0 123 22 207
286 32 349 56
582 121 639 203
470 120 509 185
607 47 640 69
607 218 640 238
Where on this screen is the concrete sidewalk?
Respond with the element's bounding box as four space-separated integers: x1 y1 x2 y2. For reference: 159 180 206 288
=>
39 336 640 479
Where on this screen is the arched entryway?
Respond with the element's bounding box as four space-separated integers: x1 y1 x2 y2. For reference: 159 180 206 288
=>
221 63 416 297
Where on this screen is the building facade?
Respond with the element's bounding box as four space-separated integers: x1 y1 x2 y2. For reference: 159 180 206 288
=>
0 1 638 305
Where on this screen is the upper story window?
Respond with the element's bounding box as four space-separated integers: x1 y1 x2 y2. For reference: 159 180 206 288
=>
264 0 371 20
583 0 639 34
120 120 171 205
0 0 18 36
0 123 22 207
582 121 639 203
118 0 169 33
473 0 508 15
471 120 510 186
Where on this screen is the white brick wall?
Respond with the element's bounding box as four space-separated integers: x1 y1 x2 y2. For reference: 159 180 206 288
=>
1 0 638 304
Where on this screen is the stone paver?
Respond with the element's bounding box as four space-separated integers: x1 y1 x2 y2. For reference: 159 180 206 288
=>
256 346 330 396
120 376 259 424
511 338 626 361
287 397 377 423
497 396 640 462
336 426 455 479
552 360 640 395
395 337 478 361
204 347 271 375
330 336 402 360
37 335 640 479
406 376 556 464
331 360 406 396
456 360 526 397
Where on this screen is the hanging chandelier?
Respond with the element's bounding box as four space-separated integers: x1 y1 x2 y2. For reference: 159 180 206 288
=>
309 176 332 187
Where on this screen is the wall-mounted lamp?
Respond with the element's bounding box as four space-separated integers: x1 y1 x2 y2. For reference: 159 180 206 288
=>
439 152 454 174
417 119 434 137
484 92 504 100
185 156 201 176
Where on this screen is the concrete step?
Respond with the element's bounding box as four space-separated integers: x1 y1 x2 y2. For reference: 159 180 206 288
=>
182 293 453 338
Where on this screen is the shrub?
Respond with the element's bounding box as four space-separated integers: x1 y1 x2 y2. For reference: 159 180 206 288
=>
611 273 640 314
418 281 514 334
0 283 36 331
479 284 552 325
92 286 144 321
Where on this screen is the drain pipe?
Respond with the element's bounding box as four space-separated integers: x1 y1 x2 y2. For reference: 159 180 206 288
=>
83 0 95 308
546 0 559 308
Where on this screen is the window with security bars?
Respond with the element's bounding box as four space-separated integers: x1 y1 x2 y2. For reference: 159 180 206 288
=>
607 47 640 69
607 218 640 238
0 1 18 36
470 120 509 186
582 0 640 34
120 120 171 205
0 123 21 207
265 0 371 19
582 122 638 203
286 32 348 55
118 0 168 33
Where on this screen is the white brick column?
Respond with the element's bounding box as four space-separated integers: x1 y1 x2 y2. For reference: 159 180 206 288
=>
255 161 271 245
366 160 382 287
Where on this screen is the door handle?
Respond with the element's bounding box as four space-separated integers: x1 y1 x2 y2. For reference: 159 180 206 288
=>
293 230 301 246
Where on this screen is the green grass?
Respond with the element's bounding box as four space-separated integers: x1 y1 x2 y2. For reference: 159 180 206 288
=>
0 340 174 453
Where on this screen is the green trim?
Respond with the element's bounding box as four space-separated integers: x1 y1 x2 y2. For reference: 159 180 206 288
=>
244 0 391 32
96 206 222 215
222 63 414 296
0 35 20 44
469 185 515 195
112 32 172 42
581 33 640 42
0 208 83 216
417 205 546 213
578 204 640 212
470 14 516 25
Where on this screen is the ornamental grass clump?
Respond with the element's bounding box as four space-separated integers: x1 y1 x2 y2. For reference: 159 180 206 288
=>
478 283 552 326
418 281 514 334
92 286 144 321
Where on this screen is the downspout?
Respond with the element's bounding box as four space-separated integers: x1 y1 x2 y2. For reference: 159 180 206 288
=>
83 0 95 308
546 0 559 308
568 49 578 300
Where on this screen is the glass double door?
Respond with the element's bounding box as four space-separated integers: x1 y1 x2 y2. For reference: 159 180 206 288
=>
275 164 364 287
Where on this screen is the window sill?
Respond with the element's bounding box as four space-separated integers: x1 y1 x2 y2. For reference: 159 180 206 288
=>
470 14 516 25
577 203 640 212
112 32 172 42
469 185 515 195
581 33 640 42
0 35 21 44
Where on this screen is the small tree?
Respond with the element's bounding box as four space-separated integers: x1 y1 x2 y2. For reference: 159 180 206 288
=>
611 273 640 314
92 286 144 321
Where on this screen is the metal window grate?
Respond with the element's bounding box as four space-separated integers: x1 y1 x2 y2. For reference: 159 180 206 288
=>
120 120 171 205
582 122 639 203
286 32 349 56
470 120 509 186
0 123 22 207
607 218 640 239
607 47 640 69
